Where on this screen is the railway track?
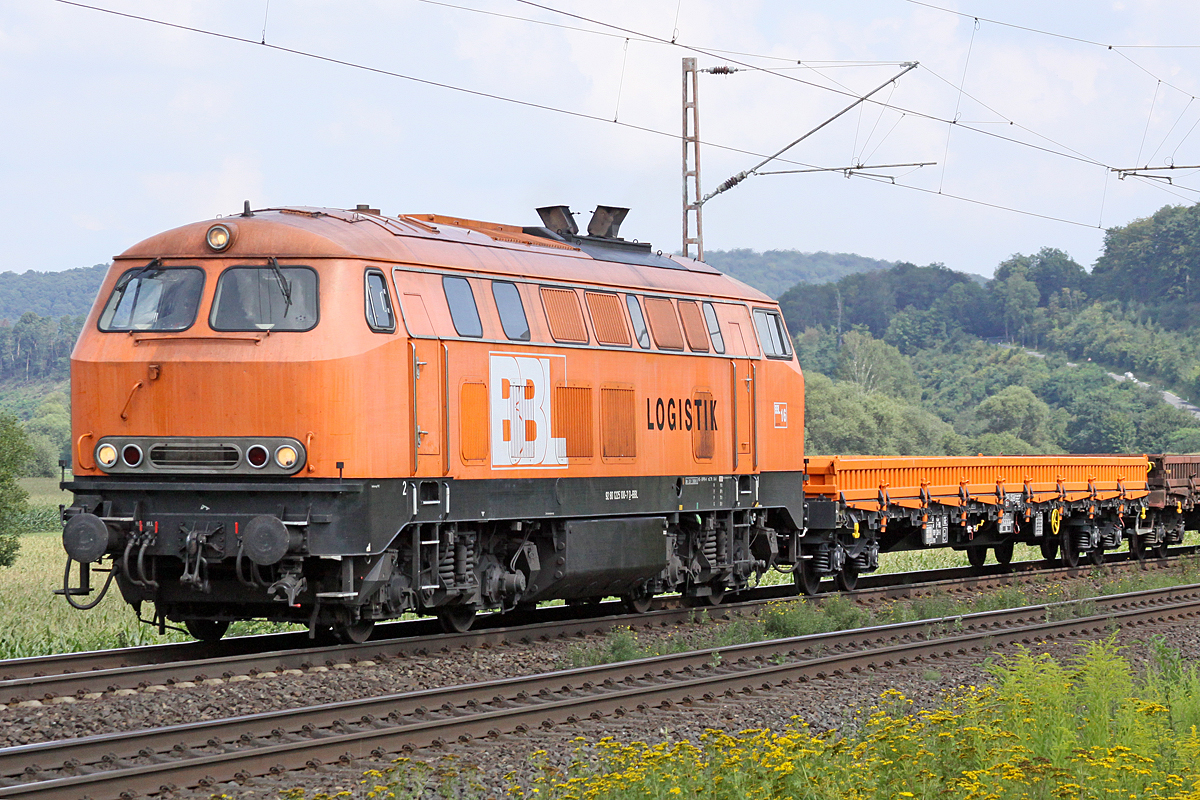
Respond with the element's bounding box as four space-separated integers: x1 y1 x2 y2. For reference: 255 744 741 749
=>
2 549 1193 705
3 580 1199 799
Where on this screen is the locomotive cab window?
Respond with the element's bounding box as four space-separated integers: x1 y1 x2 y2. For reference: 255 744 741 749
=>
753 309 793 359
702 302 725 354
211 265 318 331
443 276 483 337
364 270 395 332
99 266 204 332
492 281 530 341
677 300 711 352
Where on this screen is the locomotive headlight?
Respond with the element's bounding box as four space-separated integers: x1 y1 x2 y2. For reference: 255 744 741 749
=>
274 445 299 469
206 223 233 251
96 443 118 468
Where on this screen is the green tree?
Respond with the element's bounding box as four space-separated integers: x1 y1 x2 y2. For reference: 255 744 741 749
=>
973 385 1060 451
835 331 920 401
0 413 33 567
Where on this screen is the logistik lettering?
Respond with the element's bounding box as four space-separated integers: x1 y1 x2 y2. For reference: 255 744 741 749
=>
645 397 717 432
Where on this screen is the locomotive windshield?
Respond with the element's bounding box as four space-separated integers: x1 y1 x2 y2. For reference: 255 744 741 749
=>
98 266 204 332
210 266 318 331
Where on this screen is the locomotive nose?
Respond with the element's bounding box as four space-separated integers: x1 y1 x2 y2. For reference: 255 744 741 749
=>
63 513 115 563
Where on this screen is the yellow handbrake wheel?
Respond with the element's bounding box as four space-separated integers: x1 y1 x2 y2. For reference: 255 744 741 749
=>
1050 507 1062 535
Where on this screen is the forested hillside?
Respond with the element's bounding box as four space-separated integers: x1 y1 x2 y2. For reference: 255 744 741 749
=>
786 202 1200 456
0 265 105 322
703 249 894 298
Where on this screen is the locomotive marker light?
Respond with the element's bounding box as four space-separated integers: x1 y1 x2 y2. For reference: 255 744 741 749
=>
121 444 142 468
275 444 299 469
95 443 117 468
246 444 270 468
206 223 234 251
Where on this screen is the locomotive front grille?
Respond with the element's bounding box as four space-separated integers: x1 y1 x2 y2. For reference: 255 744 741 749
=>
149 443 241 469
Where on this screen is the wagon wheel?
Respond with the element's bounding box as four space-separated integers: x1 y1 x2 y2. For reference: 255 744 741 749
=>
1088 546 1105 567
185 619 230 643
622 587 654 614
794 560 822 597
966 546 987 569
1060 532 1081 569
993 542 1015 566
684 583 727 607
331 619 375 644
834 562 859 592
1129 532 1146 564
1039 538 1059 563
1155 536 1170 559
437 605 477 634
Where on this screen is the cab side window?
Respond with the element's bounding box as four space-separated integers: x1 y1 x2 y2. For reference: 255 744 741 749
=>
702 302 725 354
492 281 530 341
443 276 483 338
364 270 395 332
753 309 793 358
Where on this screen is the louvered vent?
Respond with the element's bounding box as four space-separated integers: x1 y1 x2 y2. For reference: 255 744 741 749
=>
601 386 636 458
644 298 684 350
149 443 240 469
540 287 589 343
553 384 593 458
693 390 715 460
460 381 489 463
585 292 631 346
677 301 710 352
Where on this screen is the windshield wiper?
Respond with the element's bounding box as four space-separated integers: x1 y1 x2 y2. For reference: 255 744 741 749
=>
267 257 293 314
114 257 162 292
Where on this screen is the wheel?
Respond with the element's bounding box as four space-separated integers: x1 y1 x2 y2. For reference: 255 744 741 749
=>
437 605 477 634
184 619 230 642
1129 533 1146 564
1061 533 1080 568
794 560 822 596
623 593 653 614
966 546 987 569
1155 537 1170 559
684 585 726 607
993 542 1014 566
332 619 375 644
834 562 859 592
1088 546 1105 566
1039 538 1059 562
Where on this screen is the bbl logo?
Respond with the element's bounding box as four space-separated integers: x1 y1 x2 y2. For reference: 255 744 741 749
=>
489 354 567 468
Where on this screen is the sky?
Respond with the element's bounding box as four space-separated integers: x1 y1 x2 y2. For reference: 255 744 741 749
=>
3 1 1200 278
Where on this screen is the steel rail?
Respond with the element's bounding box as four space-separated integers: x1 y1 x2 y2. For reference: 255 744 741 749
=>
2 549 1194 703
3 583 1200 798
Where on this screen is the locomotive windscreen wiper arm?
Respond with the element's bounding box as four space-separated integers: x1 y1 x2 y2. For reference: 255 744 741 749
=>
267 257 292 313
114 257 163 292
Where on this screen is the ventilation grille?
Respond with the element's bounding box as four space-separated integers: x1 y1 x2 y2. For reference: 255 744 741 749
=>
678 300 710 352
601 386 636 458
693 390 715 460
541 287 589 343
553 384 593 458
149 443 240 469
585 292 631 346
460 381 489 463
644 298 684 350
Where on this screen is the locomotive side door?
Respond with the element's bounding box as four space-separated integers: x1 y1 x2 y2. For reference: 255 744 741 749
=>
723 308 758 473
397 289 444 477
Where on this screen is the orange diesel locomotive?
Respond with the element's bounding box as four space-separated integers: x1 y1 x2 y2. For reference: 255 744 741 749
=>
59 204 806 641
60 204 1176 642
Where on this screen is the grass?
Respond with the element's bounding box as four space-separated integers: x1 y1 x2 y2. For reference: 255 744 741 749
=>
564 557 1200 669
341 639 1200 799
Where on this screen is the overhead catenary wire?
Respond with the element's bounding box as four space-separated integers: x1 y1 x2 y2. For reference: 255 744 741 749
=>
51 0 1181 231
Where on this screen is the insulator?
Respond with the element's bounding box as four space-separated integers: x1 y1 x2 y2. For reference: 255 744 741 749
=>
705 66 737 75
